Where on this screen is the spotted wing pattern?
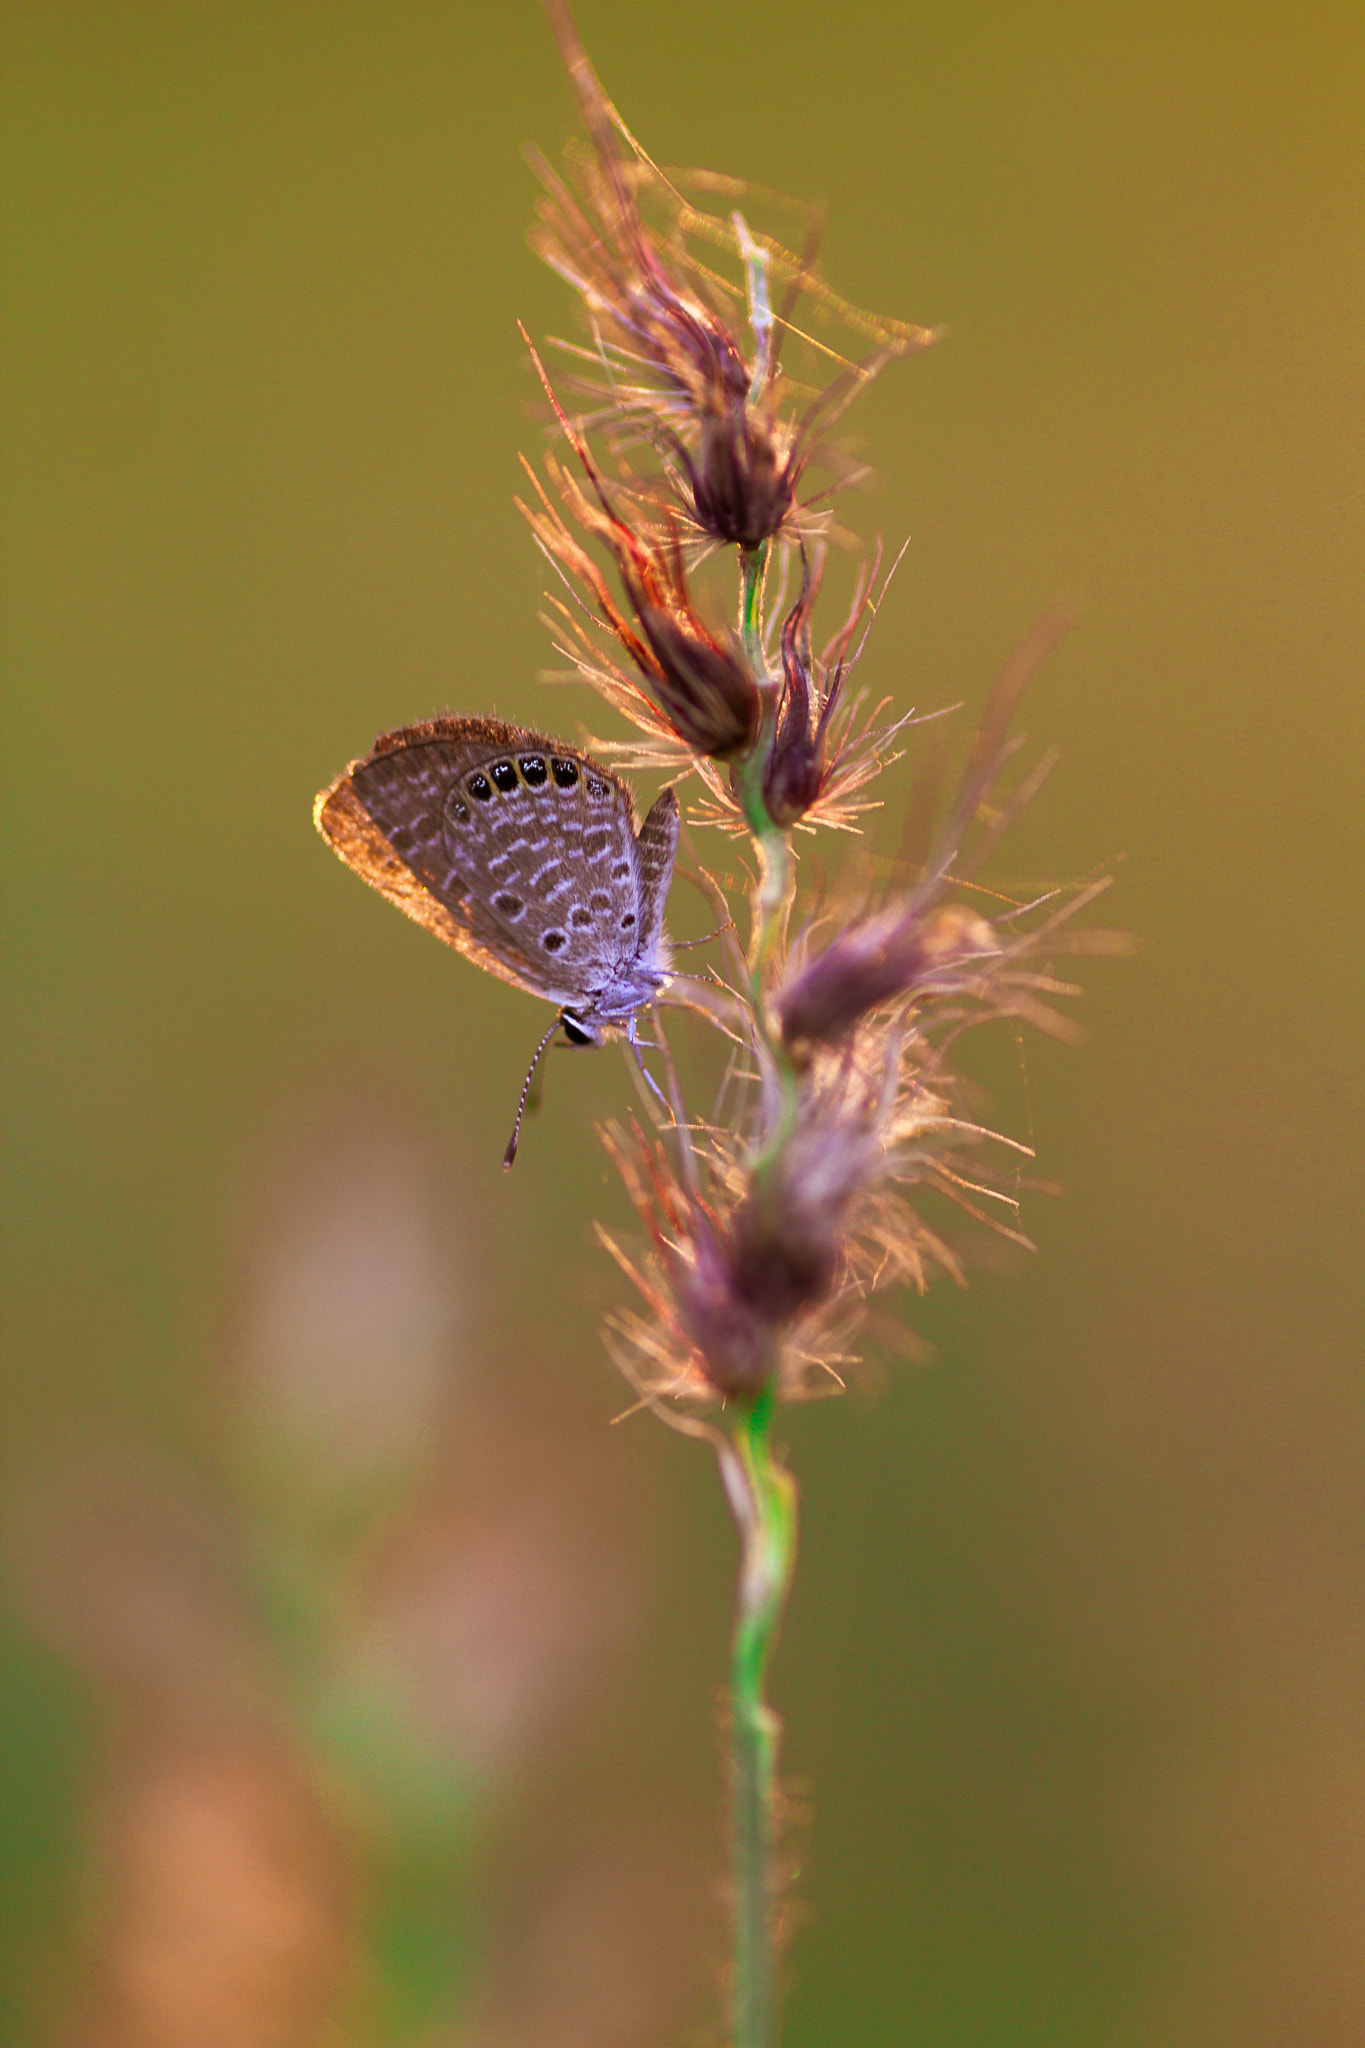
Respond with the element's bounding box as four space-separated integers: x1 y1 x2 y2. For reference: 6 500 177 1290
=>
314 715 676 1024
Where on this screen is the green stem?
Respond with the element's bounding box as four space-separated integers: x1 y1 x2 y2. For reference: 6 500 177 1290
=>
733 541 783 1007
733 540 800 1177
738 540 768 669
725 1383 799 2048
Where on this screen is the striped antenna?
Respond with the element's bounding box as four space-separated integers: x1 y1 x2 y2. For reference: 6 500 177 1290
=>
502 1015 564 1170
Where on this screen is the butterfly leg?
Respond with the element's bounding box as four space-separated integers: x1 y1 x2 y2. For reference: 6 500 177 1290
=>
625 1015 671 1114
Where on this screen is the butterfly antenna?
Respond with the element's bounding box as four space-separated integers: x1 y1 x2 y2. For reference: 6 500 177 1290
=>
503 1016 563 1170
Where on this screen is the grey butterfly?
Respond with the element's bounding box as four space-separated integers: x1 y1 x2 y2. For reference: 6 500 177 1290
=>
315 716 678 1152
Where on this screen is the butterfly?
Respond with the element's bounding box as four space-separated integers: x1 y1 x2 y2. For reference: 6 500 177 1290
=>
314 716 679 1160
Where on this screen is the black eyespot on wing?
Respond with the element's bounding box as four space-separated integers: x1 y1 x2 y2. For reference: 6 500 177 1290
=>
467 771 493 802
493 892 525 920
542 930 568 953
586 775 610 798
491 760 518 793
551 757 579 788
448 795 470 823
518 755 548 787
620 912 636 930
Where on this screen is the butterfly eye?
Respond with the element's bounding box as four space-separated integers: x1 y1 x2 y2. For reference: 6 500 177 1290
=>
467 771 493 802
518 755 548 787
551 757 579 788
490 760 518 793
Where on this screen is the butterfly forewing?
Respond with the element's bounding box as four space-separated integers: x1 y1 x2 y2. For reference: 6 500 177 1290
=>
634 787 680 953
315 716 676 1029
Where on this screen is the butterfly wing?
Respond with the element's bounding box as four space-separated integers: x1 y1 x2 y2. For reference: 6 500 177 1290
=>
634 787 679 957
315 716 652 1014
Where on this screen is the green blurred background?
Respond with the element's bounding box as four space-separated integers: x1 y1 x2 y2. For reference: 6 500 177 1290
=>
3 2 1362 2042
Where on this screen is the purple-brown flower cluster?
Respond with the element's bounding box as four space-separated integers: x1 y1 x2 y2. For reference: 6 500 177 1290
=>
531 3 936 554
520 11 942 823
599 847 1118 1406
517 429 760 763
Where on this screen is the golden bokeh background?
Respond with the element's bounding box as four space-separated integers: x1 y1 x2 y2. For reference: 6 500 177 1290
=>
4 2 1361 2042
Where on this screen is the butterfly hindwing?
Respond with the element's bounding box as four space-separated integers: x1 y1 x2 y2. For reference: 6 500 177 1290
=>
315 716 677 1024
